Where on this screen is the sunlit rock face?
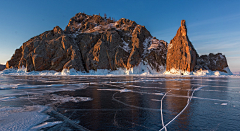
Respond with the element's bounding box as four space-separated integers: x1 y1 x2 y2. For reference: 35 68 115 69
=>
5 13 231 74
166 20 198 73
6 13 167 72
6 26 82 72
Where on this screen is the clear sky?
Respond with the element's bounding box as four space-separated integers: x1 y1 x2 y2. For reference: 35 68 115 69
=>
0 0 240 72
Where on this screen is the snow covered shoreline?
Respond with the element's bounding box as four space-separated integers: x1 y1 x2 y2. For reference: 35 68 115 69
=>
0 66 238 78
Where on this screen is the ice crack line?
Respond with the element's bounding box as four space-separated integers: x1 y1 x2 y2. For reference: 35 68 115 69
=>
49 108 90 131
159 86 205 131
112 92 164 111
160 90 172 131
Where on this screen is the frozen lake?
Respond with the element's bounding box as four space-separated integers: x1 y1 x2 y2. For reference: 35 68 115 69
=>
0 75 240 130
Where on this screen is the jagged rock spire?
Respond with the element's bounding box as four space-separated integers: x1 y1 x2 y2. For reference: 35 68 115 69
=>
166 20 198 73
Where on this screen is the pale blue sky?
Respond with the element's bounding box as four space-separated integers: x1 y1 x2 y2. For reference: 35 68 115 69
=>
0 0 240 72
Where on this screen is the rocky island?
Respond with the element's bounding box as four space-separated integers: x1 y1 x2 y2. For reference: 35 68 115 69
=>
6 12 231 74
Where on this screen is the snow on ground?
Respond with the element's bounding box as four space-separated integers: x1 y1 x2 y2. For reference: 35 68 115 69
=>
0 65 238 78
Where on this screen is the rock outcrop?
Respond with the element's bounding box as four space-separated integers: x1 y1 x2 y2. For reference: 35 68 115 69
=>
0 64 5 71
145 38 168 72
6 13 166 72
5 13 231 74
6 26 80 72
166 20 198 73
195 53 230 73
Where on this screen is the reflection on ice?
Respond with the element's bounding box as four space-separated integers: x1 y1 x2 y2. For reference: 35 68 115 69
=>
0 75 239 130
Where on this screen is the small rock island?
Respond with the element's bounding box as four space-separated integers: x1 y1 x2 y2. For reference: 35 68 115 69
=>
6 13 231 74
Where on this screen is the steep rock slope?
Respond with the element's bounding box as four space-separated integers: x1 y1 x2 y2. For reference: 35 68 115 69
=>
6 13 167 72
166 20 198 73
6 26 82 72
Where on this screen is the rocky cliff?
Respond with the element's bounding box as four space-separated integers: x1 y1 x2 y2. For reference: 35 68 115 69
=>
165 20 230 74
195 53 230 73
6 13 231 74
6 13 167 72
166 20 198 73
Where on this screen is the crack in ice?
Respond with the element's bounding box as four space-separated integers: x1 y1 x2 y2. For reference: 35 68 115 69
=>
112 92 165 111
159 86 205 131
160 90 172 131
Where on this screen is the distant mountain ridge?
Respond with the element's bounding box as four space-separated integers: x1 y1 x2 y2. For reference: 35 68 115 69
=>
5 12 231 74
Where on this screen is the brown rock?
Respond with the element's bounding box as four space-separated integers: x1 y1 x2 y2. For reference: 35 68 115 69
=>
195 53 230 73
127 25 152 69
6 13 153 72
166 20 198 73
7 13 230 74
145 38 168 72
6 48 22 69
65 13 114 33
6 26 85 72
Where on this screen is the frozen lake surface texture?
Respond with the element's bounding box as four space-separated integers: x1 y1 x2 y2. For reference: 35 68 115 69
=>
0 74 240 130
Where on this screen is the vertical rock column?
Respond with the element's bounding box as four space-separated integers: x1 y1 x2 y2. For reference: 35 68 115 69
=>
166 20 198 73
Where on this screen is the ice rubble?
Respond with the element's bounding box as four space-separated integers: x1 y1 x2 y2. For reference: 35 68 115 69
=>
164 67 233 76
0 104 86 130
0 84 92 130
0 64 237 77
30 121 63 130
0 105 49 131
50 94 93 104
